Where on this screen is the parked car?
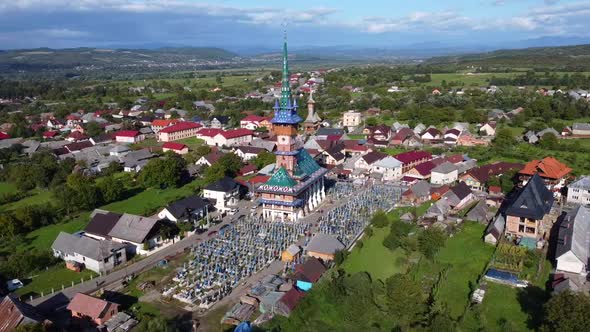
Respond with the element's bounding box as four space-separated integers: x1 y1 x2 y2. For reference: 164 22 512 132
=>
6 279 23 292
208 230 217 237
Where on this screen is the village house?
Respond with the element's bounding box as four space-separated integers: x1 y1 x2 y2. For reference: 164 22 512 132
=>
210 116 230 129
567 176 590 205
196 151 225 167
51 232 127 274
203 177 239 213
212 129 253 147
158 196 211 223
151 119 180 134
460 162 523 191
402 180 432 204
572 123 590 137
196 128 223 146
158 122 202 142
406 161 437 180
431 162 459 185
555 205 590 275
240 115 270 130
66 131 88 142
234 146 267 161
371 156 403 181
394 150 432 173
441 182 475 210
484 214 506 245
114 130 144 143
0 296 50 332
67 293 119 326
342 110 362 130
120 149 156 173
443 128 461 145
505 174 555 245
323 144 346 166
107 214 163 255
391 127 418 146
305 233 345 261
162 142 189 155
354 151 387 170
518 157 572 194
479 122 497 136
421 128 442 143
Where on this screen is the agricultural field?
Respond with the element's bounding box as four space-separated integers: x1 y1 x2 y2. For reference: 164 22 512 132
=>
15 266 96 298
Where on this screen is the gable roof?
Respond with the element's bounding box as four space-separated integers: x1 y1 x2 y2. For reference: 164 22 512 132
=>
52 232 126 261
556 205 590 264
67 293 117 320
519 157 572 180
294 257 327 283
0 296 46 330
264 167 298 188
394 150 432 164
205 176 239 192
219 128 253 139
306 234 345 255
373 156 402 169
505 174 554 220
164 196 210 219
405 180 431 197
108 214 160 243
152 119 179 127
162 142 188 151
361 151 387 165
570 176 590 191
160 122 201 133
115 130 140 138
84 210 122 238
235 146 266 155
450 182 473 200
432 162 458 174
197 128 223 137
202 151 224 165
466 162 523 183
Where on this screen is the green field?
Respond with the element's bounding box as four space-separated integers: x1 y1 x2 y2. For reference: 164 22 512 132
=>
21 213 90 251
413 222 495 319
176 137 205 150
459 283 546 332
0 189 55 211
15 266 96 298
344 227 407 281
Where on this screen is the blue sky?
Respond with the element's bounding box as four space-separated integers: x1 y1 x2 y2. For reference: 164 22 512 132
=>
0 0 587 50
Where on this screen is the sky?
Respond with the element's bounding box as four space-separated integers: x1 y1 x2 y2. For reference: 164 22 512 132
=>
0 0 588 51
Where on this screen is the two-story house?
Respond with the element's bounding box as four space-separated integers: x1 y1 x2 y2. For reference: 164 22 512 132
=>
203 177 239 212
567 176 590 205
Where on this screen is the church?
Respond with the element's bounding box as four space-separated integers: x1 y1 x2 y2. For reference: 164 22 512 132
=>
256 37 328 222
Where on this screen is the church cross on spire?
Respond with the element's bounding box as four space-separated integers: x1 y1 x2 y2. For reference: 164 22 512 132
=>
280 28 291 110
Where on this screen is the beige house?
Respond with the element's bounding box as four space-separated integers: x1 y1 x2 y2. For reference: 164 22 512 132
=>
158 122 202 142
342 110 362 130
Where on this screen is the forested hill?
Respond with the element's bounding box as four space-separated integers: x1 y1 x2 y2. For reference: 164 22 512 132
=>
0 47 238 69
427 44 590 69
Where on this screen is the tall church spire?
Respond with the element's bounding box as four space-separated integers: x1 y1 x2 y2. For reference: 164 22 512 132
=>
280 30 291 110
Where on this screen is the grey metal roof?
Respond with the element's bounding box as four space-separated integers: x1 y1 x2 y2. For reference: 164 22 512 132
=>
573 123 590 131
570 176 590 191
556 205 590 265
466 200 489 222
108 214 160 243
411 180 432 197
485 214 505 240
373 156 403 169
432 162 458 174
306 234 344 254
52 232 126 261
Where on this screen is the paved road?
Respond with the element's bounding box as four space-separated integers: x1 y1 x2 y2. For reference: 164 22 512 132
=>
29 208 248 306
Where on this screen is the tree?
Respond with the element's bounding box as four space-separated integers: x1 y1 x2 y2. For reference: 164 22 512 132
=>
14 324 44 332
139 154 186 188
251 150 276 170
541 291 590 332
385 274 427 328
204 153 242 184
98 175 124 203
370 210 389 228
84 121 103 137
418 227 447 260
493 128 516 151
539 132 559 150
383 219 413 252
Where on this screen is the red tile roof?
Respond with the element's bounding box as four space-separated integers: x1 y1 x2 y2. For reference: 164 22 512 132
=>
67 293 116 320
42 131 58 138
466 162 523 183
413 161 436 176
115 130 140 138
198 128 223 137
152 119 179 127
239 163 258 175
394 150 432 164
162 142 187 151
248 175 270 185
67 131 88 140
326 134 342 141
160 122 201 133
279 288 305 311
519 157 572 180
240 115 268 122
219 128 253 139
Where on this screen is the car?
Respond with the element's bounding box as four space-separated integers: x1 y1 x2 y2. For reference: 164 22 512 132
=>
6 279 23 292
208 231 217 237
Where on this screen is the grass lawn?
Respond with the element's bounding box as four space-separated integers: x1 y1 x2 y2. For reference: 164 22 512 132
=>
15 266 96 298
381 147 408 156
0 182 16 194
347 134 366 140
102 178 205 215
20 213 90 251
130 138 159 150
413 222 495 319
459 282 548 332
344 226 407 281
176 137 205 150
0 189 55 211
